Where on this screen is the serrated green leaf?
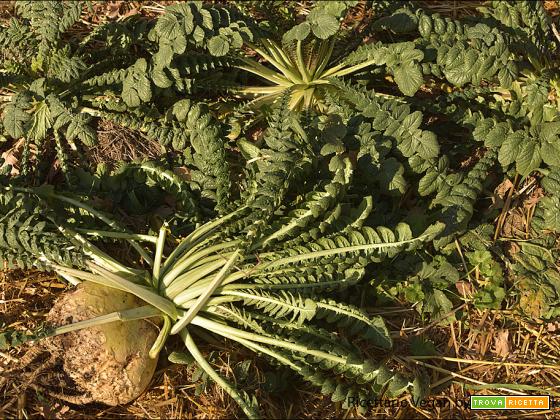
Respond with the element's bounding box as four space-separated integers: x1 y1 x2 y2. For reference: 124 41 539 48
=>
122 59 152 107
541 141 560 167
208 35 230 56
66 114 96 146
28 102 52 142
412 371 430 405
498 131 525 166
393 62 423 96
379 157 407 194
515 140 541 175
309 14 339 39
3 103 30 139
283 22 311 42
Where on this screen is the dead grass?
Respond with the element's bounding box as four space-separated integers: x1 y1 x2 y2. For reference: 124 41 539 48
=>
85 120 162 169
2 267 560 419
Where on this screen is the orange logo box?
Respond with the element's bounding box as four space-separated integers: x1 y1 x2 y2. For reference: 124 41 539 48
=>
505 396 549 410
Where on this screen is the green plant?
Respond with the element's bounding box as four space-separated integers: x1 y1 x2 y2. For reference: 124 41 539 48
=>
0 1 242 209
3 0 560 415
223 1 430 111
0 101 443 417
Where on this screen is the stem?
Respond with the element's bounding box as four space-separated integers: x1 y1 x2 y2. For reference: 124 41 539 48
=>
74 228 157 243
171 270 251 307
164 259 228 299
295 40 310 83
312 38 334 78
164 240 241 287
56 225 144 279
170 251 242 334
49 305 161 337
85 262 178 318
149 315 171 359
320 62 346 78
57 271 82 286
263 38 294 70
237 86 287 95
303 87 315 109
152 223 167 289
247 43 303 84
288 88 305 111
191 315 348 365
237 59 291 86
180 330 260 419
261 38 293 70
327 57 382 78
161 207 246 276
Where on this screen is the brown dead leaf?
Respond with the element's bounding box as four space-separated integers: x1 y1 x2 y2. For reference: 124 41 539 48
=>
501 208 525 238
495 178 514 200
455 281 474 297
173 166 191 181
523 186 544 209
494 329 510 358
0 138 25 175
506 241 521 256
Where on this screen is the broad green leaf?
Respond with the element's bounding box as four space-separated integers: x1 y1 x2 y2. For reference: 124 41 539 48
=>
485 123 510 147
172 99 193 122
541 140 560 167
3 103 30 138
418 170 440 196
417 131 440 159
539 122 560 142
515 140 541 175
66 114 96 146
422 289 453 320
412 371 430 405
315 1 357 17
443 53 472 87
208 35 230 56
400 111 422 132
308 12 339 39
372 12 418 34
393 62 423 96
153 44 174 68
28 102 52 142
331 383 349 402
540 196 560 231
386 373 410 396
379 158 407 194
410 336 438 356
122 59 152 107
283 22 311 42
320 137 345 156
498 131 525 166
400 47 424 62
152 66 173 88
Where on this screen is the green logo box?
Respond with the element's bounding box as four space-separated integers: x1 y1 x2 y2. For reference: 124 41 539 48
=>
471 396 506 410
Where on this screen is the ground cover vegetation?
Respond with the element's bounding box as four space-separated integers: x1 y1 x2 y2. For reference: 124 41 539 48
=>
1 0 560 418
